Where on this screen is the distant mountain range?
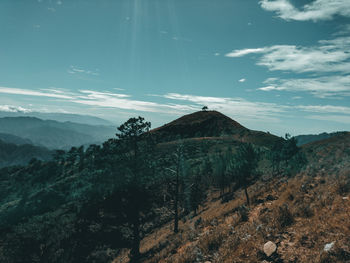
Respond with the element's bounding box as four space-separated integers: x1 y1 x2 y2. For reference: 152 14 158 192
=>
295 131 348 146
0 116 116 150
0 111 114 126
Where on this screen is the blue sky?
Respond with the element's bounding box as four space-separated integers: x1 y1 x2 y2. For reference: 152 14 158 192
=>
0 0 349 135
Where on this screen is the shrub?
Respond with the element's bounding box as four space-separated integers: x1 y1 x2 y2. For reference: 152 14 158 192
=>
275 204 294 229
198 230 224 253
237 205 249 222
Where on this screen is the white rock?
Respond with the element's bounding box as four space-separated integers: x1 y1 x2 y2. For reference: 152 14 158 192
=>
324 242 335 252
263 241 277 257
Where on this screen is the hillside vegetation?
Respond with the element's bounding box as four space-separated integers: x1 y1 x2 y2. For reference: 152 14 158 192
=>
0 111 348 263
0 140 52 168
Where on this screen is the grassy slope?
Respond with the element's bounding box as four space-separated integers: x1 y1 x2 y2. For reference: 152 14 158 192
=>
113 133 350 263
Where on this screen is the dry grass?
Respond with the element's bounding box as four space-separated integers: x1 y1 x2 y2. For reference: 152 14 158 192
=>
112 134 350 263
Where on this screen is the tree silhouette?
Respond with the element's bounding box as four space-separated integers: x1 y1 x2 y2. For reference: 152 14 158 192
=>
116 116 153 262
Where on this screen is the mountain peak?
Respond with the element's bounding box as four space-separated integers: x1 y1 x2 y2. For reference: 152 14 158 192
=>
151 110 282 146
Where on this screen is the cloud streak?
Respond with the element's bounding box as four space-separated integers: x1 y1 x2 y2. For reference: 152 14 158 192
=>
260 75 350 98
1 87 349 125
68 66 100 76
260 0 350 21
226 37 350 74
226 35 350 98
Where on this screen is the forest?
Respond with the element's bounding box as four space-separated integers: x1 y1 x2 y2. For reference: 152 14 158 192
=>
0 113 306 263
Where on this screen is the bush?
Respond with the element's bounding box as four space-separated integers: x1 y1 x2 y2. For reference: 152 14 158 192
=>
198 230 224 253
275 204 294 229
237 205 249 222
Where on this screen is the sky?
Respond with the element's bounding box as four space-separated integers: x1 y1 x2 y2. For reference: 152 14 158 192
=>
0 0 349 136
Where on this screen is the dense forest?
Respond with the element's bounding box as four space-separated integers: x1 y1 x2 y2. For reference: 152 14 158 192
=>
0 111 307 263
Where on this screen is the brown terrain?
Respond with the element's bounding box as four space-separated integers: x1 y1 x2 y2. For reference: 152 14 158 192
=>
113 119 350 263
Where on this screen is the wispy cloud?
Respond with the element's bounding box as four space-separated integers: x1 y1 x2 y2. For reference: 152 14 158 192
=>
260 0 350 21
0 105 31 113
297 105 350 115
226 48 266 58
226 35 350 98
0 87 73 99
0 87 195 114
259 75 350 98
226 37 350 74
307 115 350 124
68 66 100 76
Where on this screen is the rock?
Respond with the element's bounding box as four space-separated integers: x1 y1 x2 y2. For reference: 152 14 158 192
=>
263 241 277 257
324 241 335 252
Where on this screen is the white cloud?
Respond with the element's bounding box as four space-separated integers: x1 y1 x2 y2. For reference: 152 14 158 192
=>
259 85 284 91
226 35 350 98
227 37 350 74
239 78 246 83
297 105 350 115
0 105 31 113
260 0 350 21
261 75 350 98
0 87 73 99
226 48 267 58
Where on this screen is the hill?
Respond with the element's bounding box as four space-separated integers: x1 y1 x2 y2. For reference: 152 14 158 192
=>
0 117 116 149
295 131 348 146
151 110 282 147
0 140 52 168
113 132 350 263
0 112 348 263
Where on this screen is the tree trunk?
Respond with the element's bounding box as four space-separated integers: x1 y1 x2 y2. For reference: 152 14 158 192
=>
130 220 140 263
174 171 179 233
244 186 250 206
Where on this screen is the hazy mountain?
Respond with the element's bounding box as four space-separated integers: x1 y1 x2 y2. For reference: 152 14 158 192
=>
0 111 114 126
0 117 116 150
0 139 52 168
295 131 348 146
0 133 33 145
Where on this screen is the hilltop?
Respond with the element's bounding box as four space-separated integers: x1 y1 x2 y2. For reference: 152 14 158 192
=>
151 110 282 147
